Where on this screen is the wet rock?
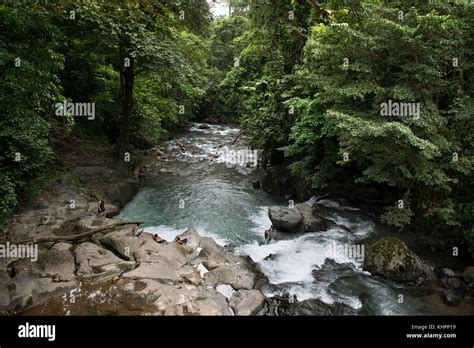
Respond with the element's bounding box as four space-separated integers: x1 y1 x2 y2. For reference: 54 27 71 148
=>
463 266 474 283
363 237 432 283
441 290 462 306
297 203 332 232
10 273 79 313
229 289 265 315
268 207 302 232
198 124 210 129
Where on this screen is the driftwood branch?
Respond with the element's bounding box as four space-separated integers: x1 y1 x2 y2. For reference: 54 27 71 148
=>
231 131 243 145
3 220 144 245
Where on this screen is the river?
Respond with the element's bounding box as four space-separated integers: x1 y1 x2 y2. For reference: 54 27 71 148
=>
119 123 443 315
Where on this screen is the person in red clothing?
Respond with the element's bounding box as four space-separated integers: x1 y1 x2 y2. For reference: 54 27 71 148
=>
153 233 166 244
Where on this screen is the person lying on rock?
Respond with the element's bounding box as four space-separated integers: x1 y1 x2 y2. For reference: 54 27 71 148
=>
153 233 166 244
175 236 188 246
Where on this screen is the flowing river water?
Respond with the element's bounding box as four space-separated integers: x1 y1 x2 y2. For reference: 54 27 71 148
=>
117 123 447 315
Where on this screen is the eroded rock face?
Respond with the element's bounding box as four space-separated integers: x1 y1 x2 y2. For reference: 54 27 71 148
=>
1 163 266 315
74 242 136 280
2 226 266 316
363 237 432 283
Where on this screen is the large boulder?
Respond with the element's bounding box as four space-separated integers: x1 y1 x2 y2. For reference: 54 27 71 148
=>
297 203 333 232
267 203 334 235
463 266 474 283
203 263 257 290
229 289 265 315
261 165 292 196
363 237 432 283
268 207 302 232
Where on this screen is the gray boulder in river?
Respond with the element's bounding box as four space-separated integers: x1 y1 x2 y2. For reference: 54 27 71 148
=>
267 203 335 235
363 237 433 283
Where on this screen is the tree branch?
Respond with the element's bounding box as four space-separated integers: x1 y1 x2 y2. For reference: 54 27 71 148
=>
2 220 144 245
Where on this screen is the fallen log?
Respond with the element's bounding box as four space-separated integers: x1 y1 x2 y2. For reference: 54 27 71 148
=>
2 220 144 245
231 131 243 145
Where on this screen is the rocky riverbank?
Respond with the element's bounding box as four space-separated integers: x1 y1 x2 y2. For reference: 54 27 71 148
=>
0 162 266 315
262 200 474 313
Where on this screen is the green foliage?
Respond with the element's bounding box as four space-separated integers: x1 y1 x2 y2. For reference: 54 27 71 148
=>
0 0 212 224
216 0 474 250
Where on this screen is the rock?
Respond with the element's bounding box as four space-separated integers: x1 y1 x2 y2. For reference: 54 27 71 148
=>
204 263 257 290
268 207 302 232
262 165 292 196
122 262 185 284
105 205 120 218
199 237 240 270
296 203 332 232
446 277 463 290
198 124 210 129
363 237 432 283
463 266 474 283
105 178 139 208
121 280 231 315
229 289 265 315
31 242 76 282
0 269 12 313
440 268 456 278
441 290 462 306
10 274 79 313
252 180 261 189
74 242 136 280
100 229 145 261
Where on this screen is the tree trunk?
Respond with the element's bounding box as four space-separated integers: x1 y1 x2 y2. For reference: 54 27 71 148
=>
116 43 134 156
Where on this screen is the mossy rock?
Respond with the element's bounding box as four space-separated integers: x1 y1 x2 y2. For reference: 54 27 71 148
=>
363 237 431 283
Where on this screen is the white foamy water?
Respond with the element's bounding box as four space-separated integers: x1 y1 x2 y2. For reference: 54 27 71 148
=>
248 206 272 238
237 207 375 307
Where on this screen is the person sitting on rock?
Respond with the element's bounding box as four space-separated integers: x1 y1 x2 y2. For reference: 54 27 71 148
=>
175 236 188 246
132 227 144 237
97 199 106 217
153 233 166 244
